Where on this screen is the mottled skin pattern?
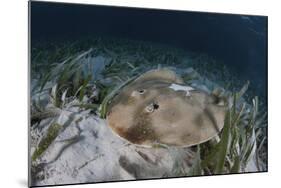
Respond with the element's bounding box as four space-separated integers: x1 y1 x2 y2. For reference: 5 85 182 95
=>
106 69 227 147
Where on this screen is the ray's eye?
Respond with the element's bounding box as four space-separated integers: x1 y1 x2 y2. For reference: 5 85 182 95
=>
153 103 159 110
145 102 159 113
131 89 146 97
138 89 145 94
146 105 154 113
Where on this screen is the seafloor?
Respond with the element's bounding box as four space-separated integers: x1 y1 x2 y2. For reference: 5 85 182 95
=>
30 37 267 186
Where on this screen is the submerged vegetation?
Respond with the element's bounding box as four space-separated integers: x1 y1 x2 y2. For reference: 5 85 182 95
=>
32 123 62 161
30 37 267 175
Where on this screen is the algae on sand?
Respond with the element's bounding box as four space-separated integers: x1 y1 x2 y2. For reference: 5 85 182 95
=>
32 123 62 161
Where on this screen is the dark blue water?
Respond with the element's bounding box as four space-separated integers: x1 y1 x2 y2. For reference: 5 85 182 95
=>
30 1 267 98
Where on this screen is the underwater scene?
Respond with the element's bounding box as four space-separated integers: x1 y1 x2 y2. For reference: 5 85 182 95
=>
29 2 268 187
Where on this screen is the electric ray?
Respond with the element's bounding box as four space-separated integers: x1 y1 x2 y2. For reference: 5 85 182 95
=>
106 68 227 147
